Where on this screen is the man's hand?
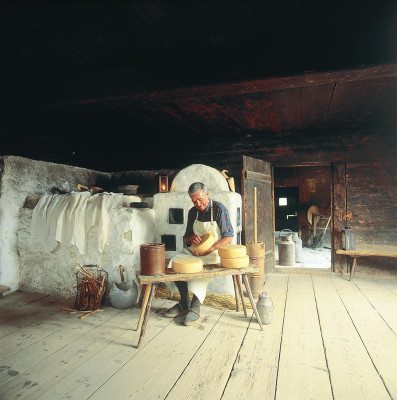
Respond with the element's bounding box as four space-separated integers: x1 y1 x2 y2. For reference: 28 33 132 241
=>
191 246 214 257
186 234 202 246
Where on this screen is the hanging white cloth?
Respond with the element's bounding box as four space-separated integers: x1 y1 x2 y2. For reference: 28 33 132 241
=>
31 192 123 254
167 200 221 304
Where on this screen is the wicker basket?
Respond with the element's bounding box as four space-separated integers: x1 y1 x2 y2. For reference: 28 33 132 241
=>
74 265 108 311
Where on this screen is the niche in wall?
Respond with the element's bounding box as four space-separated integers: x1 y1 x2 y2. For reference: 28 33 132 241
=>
168 208 184 224
161 234 176 251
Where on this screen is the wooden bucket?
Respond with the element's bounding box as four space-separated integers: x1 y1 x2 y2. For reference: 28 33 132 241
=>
246 242 265 298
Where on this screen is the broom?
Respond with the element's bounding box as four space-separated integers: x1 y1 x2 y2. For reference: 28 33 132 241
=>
312 216 331 249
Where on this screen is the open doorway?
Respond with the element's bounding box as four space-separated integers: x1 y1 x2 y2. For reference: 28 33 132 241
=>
275 187 299 232
274 166 332 269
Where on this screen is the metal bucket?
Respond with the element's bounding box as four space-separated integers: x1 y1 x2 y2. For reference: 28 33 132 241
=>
279 229 295 266
140 243 165 275
292 232 303 263
342 228 355 250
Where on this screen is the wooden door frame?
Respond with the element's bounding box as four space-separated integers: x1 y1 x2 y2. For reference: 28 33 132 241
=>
273 162 336 271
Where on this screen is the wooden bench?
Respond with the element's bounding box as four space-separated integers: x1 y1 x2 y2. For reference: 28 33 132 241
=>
336 246 397 280
135 263 263 348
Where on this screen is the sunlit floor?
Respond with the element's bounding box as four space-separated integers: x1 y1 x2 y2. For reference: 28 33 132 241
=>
275 243 331 269
1 272 396 399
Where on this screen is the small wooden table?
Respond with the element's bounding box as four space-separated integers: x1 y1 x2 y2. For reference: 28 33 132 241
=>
336 246 397 280
135 264 263 348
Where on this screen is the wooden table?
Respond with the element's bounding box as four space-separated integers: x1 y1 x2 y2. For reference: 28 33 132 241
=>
135 264 263 348
336 246 397 280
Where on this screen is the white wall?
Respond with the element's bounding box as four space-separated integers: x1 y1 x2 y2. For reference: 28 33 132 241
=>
0 156 109 293
18 206 155 297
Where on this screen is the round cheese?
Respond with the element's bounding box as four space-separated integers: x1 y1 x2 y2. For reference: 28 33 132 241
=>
218 244 247 259
190 233 215 254
221 255 250 269
172 258 203 274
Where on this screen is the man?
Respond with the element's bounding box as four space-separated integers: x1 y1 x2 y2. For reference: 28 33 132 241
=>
163 182 234 325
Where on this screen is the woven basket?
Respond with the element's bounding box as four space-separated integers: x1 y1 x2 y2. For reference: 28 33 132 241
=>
74 265 108 311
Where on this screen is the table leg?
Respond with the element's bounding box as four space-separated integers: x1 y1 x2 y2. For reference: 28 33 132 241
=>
349 257 357 281
136 283 151 332
137 283 157 348
236 275 247 317
242 274 264 331
232 275 241 312
138 284 147 308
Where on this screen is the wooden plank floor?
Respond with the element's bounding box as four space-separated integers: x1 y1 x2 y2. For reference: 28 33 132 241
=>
0 273 396 400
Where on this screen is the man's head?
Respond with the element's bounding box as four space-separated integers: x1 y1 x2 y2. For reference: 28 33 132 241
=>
188 182 209 212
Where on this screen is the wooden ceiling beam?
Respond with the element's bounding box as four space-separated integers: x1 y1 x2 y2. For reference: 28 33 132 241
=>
74 64 397 106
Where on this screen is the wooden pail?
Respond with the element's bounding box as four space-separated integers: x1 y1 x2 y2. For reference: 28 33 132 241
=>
246 242 265 298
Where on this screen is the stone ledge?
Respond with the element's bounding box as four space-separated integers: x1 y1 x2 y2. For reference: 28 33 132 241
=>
0 285 11 296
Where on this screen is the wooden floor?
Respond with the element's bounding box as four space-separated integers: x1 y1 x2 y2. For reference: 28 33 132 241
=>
1 273 397 400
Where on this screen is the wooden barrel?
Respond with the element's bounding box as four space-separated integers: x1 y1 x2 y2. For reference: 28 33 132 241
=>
246 242 265 298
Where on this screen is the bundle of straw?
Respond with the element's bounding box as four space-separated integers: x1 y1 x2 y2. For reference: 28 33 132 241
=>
155 287 252 311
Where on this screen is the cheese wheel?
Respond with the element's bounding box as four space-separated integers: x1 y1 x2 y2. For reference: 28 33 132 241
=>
190 233 215 254
218 244 247 258
172 258 203 273
221 255 250 269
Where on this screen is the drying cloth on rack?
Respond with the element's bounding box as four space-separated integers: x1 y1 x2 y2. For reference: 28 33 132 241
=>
31 192 123 254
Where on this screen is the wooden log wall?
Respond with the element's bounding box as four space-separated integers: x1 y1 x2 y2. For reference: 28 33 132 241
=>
333 161 397 276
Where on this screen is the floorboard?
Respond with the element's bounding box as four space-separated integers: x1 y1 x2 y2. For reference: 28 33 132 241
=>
313 275 390 400
332 276 397 398
0 296 64 338
0 292 49 315
88 303 223 400
38 300 173 400
0 307 123 388
166 309 249 400
276 274 333 400
221 274 288 400
0 274 396 400
354 278 397 335
0 308 139 400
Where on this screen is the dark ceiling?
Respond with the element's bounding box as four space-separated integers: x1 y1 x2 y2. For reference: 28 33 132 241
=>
2 1 397 171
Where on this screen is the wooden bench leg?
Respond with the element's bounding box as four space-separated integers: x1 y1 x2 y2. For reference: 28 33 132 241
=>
137 283 157 348
236 275 247 317
137 284 147 308
349 257 357 281
242 274 264 331
136 283 150 332
232 275 241 312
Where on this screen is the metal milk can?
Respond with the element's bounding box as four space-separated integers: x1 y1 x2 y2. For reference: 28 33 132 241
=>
256 292 273 325
292 232 303 263
342 227 355 250
278 229 296 266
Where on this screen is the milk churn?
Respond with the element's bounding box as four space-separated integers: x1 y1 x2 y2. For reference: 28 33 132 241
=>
278 229 296 266
292 232 303 263
256 292 273 325
341 227 355 250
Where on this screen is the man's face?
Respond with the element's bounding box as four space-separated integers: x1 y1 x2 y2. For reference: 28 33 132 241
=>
190 189 210 212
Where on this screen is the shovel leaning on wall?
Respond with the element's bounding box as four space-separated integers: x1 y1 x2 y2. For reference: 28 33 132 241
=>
109 265 138 309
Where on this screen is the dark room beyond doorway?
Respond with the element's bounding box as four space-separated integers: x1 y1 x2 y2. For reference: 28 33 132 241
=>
275 187 299 232
274 166 332 269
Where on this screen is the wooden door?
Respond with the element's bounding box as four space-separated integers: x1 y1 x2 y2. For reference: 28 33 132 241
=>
241 156 275 273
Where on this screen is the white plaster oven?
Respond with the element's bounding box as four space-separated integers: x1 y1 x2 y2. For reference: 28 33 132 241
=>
15 163 241 300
